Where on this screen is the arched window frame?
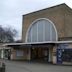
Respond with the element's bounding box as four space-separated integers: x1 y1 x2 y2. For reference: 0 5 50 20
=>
25 18 58 43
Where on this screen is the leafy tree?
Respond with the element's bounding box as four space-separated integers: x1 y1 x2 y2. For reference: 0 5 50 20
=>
0 26 17 43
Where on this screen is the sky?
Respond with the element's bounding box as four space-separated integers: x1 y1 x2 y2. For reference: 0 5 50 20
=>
0 0 72 40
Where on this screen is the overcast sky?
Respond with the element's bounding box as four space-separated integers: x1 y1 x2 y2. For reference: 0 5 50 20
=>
0 0 72 40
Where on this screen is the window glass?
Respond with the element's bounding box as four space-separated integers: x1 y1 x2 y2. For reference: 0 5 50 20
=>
45 21 50 41
52 26 56 41
32 23 37 42
26 19 57 42
38 21 43 42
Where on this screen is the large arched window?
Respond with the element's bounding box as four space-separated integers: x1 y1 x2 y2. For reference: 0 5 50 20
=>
25 18 58 43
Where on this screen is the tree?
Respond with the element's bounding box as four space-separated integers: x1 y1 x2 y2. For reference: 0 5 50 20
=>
0 26 17 43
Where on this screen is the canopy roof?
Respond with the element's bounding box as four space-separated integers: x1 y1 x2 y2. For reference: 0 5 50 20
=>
3 41 72 47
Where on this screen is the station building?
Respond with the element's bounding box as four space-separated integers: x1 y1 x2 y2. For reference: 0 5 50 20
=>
2 3 72 65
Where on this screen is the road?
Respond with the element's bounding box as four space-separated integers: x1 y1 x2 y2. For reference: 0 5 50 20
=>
3 60 72 72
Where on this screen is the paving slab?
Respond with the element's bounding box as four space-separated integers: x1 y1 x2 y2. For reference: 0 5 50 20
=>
2 60 72 72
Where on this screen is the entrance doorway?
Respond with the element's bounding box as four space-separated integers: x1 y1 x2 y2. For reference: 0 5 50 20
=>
57 48 72 64
31 47 52 63
4 49 11 60
62 49 72 62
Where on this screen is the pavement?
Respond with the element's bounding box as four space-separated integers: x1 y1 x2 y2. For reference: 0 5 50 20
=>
1 60 72 72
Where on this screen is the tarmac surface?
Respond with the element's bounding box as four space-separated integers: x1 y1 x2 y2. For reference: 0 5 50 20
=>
2 60 72 72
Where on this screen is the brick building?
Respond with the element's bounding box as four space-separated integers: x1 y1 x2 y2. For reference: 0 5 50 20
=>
4 3 72 65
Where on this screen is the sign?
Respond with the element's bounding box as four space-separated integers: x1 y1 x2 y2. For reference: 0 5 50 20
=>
57 49 62 64
58 44 69 49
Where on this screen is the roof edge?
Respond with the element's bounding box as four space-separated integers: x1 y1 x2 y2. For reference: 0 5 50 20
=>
23 3 69 16
3 41 72 46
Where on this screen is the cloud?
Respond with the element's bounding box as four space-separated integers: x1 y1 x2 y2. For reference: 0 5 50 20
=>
3 0 65 15
65 0 72 8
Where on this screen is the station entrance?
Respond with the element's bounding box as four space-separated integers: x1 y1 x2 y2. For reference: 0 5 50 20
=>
31 44 53 63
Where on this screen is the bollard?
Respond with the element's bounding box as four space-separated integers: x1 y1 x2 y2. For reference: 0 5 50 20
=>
2 63 5 72
0 62 5 72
